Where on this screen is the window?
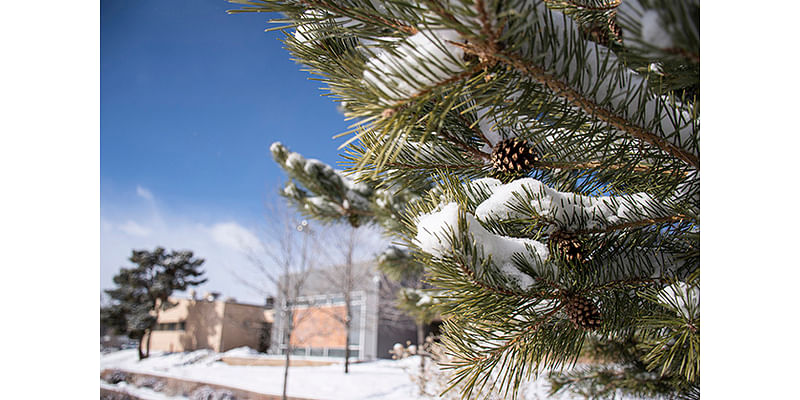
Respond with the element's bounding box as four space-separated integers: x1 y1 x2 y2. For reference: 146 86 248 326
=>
313 297 328 306
326 348 358 358
289 298 310 307
330 295 345 304
291 348 307 356
310 348 325 357
327 348 346 358
154 321 186 331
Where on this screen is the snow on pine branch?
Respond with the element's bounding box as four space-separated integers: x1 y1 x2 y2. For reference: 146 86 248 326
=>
657 281 699 320
292 6 404 50
639 9 674 49
362 28 466 104
414 202 549 290
271 142 373 215
359 1 695 165
473 178 672 232
293 10 326 44
400 287 445 306
617 0 699 59
516 2 698 159
464 177 504 204
377 245 409 264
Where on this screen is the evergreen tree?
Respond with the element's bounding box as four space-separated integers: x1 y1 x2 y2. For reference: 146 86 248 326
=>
232 0 699 398
101 247 207 359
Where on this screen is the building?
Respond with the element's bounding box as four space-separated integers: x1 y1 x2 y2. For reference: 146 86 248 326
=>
148 293 274 353
271 262 418 361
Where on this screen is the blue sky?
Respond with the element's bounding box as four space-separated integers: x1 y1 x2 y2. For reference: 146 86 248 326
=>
101 0 355 303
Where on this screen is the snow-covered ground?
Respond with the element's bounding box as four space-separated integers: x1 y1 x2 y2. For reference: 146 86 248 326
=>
100 348 576 400
101 380 189 400
101 348 421 400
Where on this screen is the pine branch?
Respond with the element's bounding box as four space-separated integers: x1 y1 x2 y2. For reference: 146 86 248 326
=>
386 161 482 170
438 127 490 160
467 303 565 364
544 0 621 12
424 1 699 168
383 64 486 109
578 214 690 234
299 0 419 35
537 160 688 176
455 259 556 299
233 2 700 397
455 111 493 146
484 45 699 168
589 277 668 293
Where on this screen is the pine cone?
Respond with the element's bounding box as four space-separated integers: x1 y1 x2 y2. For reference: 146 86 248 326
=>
491 138 539 175
581 15 622 47
565 296 602 331
549 231 585 263
583 24 608 46
347 213 361 228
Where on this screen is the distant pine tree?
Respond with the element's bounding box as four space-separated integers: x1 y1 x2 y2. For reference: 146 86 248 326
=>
101 247 207 359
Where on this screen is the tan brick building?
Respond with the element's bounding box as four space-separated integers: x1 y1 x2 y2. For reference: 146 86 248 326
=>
149 295 274 353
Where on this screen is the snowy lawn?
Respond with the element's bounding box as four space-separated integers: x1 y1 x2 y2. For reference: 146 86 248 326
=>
101 348 420 400
100 347 590 399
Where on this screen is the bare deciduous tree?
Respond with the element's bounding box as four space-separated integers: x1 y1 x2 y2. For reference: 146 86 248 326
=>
233 202 319 400
312 224 381 374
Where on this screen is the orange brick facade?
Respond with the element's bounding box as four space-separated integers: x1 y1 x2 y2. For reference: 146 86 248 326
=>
271 262 420 360
290 305 346 348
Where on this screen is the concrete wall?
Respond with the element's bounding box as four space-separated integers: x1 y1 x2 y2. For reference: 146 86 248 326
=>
363 282 379 360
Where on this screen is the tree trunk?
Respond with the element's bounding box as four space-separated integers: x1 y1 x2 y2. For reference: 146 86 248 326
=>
145 308 159 358
137 336 145 360
343 240 354 374
344 292 352 374
282 343 291 400
145 329 152 358
344 318 351 374
282 310 292 400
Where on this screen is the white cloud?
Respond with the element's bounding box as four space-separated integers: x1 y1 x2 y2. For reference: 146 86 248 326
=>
136 185 154 201
209 221 264 254
118 220 151 237
101 188 391 305
101 197 271 304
